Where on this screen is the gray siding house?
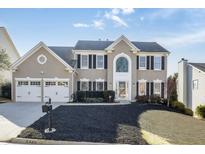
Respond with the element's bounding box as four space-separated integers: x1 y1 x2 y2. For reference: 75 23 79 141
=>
178 58 205 111
11 35 169 102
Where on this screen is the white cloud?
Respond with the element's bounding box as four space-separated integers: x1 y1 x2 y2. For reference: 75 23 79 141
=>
148 9 179 20
92 20 105 29
154 29 205 47
121 8 135 15
73 20 105 30
73 23 90 28
140 16 144 21
104 10 128 27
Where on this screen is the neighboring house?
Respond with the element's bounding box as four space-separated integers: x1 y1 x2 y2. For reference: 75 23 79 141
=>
0 27 20 96
178 58 205 111
11 35 169 102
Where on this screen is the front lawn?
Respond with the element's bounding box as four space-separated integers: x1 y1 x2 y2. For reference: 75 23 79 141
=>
18 103 205 144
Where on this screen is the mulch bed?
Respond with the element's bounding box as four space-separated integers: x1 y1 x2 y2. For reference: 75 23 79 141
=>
18 103 173 144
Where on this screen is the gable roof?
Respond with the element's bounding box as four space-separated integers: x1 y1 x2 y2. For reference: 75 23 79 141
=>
48 46 76 67
11 42 74 70
189 63 205 72
74 40 169 52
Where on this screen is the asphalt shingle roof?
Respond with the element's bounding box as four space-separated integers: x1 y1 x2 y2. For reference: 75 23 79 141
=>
189 63 205 72
48 46 76 68
74 40 169 52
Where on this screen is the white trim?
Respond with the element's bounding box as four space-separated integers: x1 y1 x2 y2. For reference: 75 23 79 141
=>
96 55 104 69
137 52 169 56
113 52 132 100
154 56 162 71
105 35 140 52
15 77 42 81
189 64 205 75
80 54 89 69
11 42 74 71
95 78 105 82
43 78 70 82
139 56 147 70
37 54 47 64
73 50 106 55
80 78 89 82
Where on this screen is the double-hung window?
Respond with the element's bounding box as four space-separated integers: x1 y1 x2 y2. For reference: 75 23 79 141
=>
81 81 89 91
97 55 104 69
154 56 161 70
96 81 104 91
154 82 161 96
139 56 146 70
193 80 198 90
81 55 88 69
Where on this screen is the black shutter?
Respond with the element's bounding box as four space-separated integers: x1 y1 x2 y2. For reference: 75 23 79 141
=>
93 55 96 69
161 82 164 98
93 81 96 91
136 81 139 96
146 82 149 96
151 56 154 70
104 55 107 69
150 82 154 95
77 81 80 91
89 81 92 91
89 55 92 69
136 56 139 69
104 81 107 90
77 54 81 68
147 56 150 70
161 56 165 70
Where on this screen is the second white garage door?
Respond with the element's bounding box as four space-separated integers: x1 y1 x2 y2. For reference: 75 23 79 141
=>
44 80 69 102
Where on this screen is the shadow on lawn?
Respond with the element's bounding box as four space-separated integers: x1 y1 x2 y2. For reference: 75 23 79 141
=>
18 103 174 144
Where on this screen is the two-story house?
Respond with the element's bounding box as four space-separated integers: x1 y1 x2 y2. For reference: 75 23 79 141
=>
11 35 169 102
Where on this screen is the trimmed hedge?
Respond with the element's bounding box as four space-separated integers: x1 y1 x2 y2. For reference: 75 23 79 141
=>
135 95 165 104
184 108 193 116
73 90 115 103
196 105 205 118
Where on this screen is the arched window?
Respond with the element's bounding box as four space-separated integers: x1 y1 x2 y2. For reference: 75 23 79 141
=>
116 57 128 72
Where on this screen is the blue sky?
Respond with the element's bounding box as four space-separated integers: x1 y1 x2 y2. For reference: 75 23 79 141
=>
1 8 205 76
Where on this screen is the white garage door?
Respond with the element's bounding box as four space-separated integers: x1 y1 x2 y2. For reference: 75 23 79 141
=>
44 80 69 102
16 80 41 102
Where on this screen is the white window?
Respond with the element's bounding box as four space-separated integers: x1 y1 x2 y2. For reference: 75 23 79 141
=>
154 56 161 70
139 56 146 69
45 81 56 86
17 81 28 86
30 81 41 86
139 82 146 96
58 81 68 87
154 82 161 96
97 55 104 69
193 80 198 90
81 55 88 69
81 81 89 91
96 82 104 91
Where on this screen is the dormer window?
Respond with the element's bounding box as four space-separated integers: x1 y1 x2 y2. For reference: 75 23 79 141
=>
81 55 88 69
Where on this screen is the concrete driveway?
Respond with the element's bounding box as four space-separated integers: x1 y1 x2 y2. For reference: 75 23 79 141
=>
0 102 62 141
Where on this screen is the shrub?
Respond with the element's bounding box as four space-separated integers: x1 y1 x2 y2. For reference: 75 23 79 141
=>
196 105 205 118
170 101 185 112
103 90 115 102
150 95 161 104
74 90 115 103
135 95 149 103
85 98 104 103
184 108 193 116
1 82 11 99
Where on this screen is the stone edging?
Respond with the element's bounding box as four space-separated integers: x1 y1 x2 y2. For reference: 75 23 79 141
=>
9 137 109 145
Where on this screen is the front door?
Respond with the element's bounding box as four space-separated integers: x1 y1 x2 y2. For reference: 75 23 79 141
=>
116 81 128 99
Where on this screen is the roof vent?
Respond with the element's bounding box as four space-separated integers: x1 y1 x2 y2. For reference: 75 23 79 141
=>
106 38 109 41
98 38 101 41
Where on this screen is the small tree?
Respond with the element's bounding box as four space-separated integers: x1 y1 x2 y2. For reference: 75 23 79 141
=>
167 73 178 106
0 49 11 71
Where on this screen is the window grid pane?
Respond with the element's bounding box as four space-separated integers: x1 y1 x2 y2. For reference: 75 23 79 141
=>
81 81 89 91
154 57 161 70
82 55 88 68
154 82 161 95
96 82 104 91
139 82 146 96
116 57 128 72
139 56 146 68
97 55 104 68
